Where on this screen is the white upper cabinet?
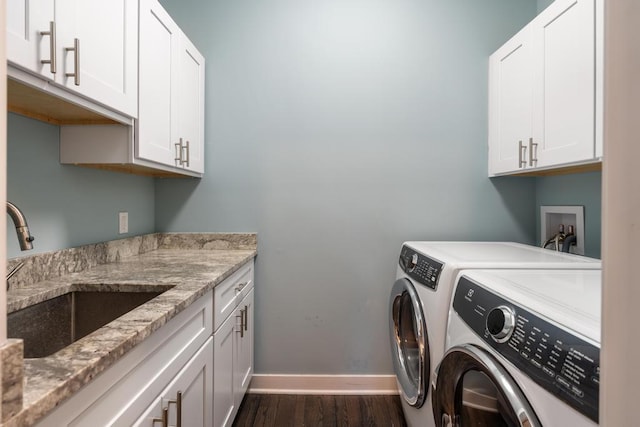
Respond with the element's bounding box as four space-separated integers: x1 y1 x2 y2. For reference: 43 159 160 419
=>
488 0 601 176
58 0 205 177
7 0 55 80
488 25 533 175
6 0 138 118
137 0 205 174
531 0 595 168
56 0 138 117
177 36 206 173
137 0 180 168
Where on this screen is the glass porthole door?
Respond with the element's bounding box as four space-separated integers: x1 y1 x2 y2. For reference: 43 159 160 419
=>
389 278 429 407
432 344 541 427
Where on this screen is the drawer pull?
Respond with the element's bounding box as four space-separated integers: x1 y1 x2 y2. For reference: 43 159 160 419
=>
168 391 183 427
518 140 527 168
175 139 183 164
244 304 248 332
236 308 245 338
65 38 80 86
40 21 57 74
182 140 190 167
528 137 538 167
152 407 168 427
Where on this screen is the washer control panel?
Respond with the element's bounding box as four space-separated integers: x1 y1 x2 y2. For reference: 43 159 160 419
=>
453 276 600 423
398 245 443 290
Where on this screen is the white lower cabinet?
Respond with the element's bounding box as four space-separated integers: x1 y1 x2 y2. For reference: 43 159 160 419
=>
133 337 213 427
33 260 255 427
35 291 213 427
235 290 254 403
213 262 255 427
214 306 236 427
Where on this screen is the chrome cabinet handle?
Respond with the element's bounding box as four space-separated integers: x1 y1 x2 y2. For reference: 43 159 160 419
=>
182 140 190 167
236 308 245 338
175 139 183 164
152 407 168 427
528 137 538 167
168 391 183 427
175 139 189 167
244 304 248 332
65 38 80 86
40 21 57 73
518 140 527 168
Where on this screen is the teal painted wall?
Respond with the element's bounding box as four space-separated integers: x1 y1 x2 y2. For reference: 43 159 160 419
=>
538 0 555 13
156 0 539 375
535 171 602 258
6 0 601 378
6 113 155 258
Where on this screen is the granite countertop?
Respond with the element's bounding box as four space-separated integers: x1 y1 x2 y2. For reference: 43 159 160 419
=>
2 233 257 427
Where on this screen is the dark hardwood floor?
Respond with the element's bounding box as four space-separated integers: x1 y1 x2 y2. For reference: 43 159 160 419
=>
233 394 407 427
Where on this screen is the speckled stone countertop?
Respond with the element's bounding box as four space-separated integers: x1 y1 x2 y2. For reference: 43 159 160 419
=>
3 233 257 427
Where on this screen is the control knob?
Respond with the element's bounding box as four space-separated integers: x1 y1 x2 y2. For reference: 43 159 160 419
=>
486 305 516 343
407 253 418 272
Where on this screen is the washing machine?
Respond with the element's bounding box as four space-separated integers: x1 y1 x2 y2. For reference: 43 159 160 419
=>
389 242 600 427
432 269 601 426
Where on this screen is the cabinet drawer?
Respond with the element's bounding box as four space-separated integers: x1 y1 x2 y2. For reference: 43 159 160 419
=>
214 261 254 332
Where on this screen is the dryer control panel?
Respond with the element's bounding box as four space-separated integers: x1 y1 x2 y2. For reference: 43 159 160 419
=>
453 276 600 423
398 245 443 290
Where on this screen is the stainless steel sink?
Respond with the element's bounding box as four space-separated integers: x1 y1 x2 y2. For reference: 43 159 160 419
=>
8 288 168 358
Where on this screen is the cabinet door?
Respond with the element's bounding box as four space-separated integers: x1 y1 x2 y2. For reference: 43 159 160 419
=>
54 0 138 117
235 289 254 406
531 0 595 167
6 0 55 79
133 337 213 427
137 0 180 167
488 25 533 176
177 35 206 173
214 312 237 427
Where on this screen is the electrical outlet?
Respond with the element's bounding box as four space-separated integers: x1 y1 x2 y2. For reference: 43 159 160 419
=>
119 212 129 234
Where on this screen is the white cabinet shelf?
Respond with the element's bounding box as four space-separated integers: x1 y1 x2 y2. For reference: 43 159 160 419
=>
488 0 602 176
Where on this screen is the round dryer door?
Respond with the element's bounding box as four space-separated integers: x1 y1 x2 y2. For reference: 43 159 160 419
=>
389 278 429 408
432 344 541 427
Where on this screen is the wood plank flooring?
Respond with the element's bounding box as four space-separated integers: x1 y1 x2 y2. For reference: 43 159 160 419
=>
233 394 407 427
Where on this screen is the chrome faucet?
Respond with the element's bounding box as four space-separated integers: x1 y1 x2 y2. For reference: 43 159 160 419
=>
7 201 35 251
542 224 565 251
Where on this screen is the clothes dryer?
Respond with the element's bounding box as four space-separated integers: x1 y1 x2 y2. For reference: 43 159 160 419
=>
389 242 600 427
432 269 600 426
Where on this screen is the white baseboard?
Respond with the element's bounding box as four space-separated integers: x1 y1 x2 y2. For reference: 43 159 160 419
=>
248 374 399 395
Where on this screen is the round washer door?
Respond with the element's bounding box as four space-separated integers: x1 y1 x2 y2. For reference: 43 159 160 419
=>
432 344 541 427
389 278 429 407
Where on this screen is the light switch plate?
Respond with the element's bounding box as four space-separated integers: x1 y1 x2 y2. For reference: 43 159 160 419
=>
119 211 128 234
